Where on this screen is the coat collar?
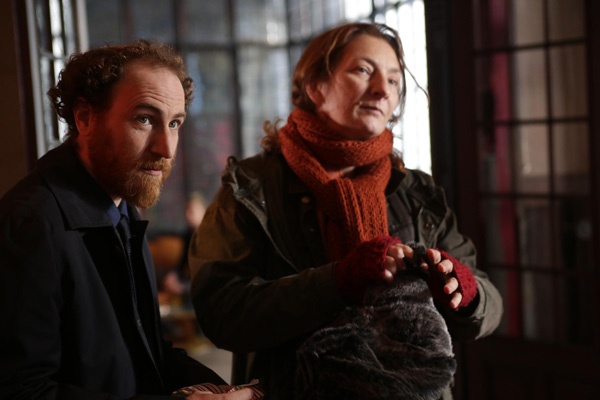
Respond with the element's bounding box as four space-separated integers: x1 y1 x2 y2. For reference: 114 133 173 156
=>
36 143 137 230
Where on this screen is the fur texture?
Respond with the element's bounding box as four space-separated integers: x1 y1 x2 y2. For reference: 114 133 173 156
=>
296 248 456 400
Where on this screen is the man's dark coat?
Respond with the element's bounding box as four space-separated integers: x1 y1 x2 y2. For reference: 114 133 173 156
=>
0 144 223 400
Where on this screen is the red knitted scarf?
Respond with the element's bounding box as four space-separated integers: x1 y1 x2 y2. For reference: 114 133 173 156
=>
279 108 393 261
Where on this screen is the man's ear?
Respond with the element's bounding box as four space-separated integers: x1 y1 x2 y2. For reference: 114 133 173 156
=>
73 99 92 135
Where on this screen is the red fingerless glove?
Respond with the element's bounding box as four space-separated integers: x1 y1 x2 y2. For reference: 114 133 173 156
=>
334 235 401 304
429 250 478 309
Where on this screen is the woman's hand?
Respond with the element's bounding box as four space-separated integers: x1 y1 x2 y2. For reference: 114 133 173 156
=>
383 243 416 281
425 249 462 309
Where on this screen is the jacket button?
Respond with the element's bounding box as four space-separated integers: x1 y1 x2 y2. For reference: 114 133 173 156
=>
425 222 434 229
301 196 311 204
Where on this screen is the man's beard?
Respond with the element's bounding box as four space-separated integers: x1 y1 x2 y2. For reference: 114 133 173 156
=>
120 158 173 209
88 133 174 209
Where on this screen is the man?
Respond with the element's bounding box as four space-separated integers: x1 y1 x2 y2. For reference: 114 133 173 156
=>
0 41 255 400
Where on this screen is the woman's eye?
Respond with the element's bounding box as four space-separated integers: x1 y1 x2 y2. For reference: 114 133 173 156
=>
356 66 369 74
389 79 398 86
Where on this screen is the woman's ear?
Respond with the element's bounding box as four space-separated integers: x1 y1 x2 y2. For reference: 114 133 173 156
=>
306 83 324 109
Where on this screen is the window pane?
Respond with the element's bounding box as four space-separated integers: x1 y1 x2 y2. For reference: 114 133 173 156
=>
238 47 291 157
323 0 344 28
479 126 513 193
130 0 175 42
550 45 588 119
555 199 593 272
86 0 121 45
344 0 372 20
180 0 230 44
553 123 589 195
184 50 236 195
488 268 520 337
475 53 511 122
513 49 547 120
182 115 235 198
548 0 585 41
514 124 549 194
473 0 509 49
522 271 555 342
289 0 312 41
517 199 553 268
510 0 544 46
186 51 235 115
234 0 288 44
482 198 517 265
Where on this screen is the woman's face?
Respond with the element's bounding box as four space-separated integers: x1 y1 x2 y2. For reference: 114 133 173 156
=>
308 34 402 141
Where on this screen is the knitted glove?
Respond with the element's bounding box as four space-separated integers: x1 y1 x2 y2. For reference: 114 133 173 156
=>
335 235 400 304
428 250 478 310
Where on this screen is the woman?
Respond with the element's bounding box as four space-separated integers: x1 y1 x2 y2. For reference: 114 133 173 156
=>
189 22 502 399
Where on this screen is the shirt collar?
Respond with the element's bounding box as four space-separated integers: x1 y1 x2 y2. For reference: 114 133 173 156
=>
108 200 129 227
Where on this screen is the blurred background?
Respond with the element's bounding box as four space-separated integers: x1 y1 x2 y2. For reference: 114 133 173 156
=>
1 0 599 398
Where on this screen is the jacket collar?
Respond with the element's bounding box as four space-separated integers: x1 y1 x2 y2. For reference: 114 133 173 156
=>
36 143 121 230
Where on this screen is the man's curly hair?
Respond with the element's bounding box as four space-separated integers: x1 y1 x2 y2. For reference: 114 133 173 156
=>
47 40 194 141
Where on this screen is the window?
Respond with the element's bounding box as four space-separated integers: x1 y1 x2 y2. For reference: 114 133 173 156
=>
473 0 593 345
25 0 87 156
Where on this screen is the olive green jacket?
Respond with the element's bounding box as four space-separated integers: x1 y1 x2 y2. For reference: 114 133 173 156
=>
189 151 503 399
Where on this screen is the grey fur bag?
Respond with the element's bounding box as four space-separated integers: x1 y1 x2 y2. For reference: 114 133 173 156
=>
295 244 456 400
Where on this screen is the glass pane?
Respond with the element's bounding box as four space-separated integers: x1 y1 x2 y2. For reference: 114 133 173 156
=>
479 126 513 193
517 199 554 268
130 0 175 42
289 0 312 41
550 45 588 118
391 0 430 173
290 44 306 72
557 277 595 345
482 198 517 265
514 124 549 194
324 0 344 28
513 49 547 120
186 51 235 115
488 268 520 337
475 53 511 122
86 0 122 46
510 0 544 45
234 0 287 44
182 115 235 198
238 47 291 157
180 0 230 44
553 123 589 194
522 271 555 342
344 0 372 20
60 0 77 55
473 0 509 49
555 199 593 272
548 0 585 41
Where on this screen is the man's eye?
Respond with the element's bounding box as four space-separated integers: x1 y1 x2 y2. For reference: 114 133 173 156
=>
169 121 180 129
137 116 150 124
